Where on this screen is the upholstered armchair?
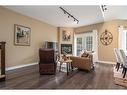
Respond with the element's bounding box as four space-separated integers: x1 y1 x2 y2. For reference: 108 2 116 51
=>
119 49 127 78
39 48 57 75
114 48 122 71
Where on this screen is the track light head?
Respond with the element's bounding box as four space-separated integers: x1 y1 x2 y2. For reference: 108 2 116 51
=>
101 5 107 12
77 21 79 24
105 8 107 10
64 11 66 14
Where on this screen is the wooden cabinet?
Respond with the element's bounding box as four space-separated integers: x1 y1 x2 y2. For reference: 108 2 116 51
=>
0 42 6 81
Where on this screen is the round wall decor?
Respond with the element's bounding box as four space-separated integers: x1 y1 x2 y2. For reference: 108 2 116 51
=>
100 29 113 46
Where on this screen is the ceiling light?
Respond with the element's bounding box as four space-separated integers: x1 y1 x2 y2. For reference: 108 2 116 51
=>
59 7 79 24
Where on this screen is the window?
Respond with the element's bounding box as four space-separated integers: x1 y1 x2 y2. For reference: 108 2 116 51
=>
126 32 127 51
75 33 93 56
119 26 127 53
76 37 82 56
86 36 93 51
74 30 98 62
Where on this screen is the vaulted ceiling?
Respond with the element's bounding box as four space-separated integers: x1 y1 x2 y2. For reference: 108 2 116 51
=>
5 6 127 27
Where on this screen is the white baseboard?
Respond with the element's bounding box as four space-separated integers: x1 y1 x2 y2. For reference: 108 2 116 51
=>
5 60 115 71
6 62 38 71
97 60 116 64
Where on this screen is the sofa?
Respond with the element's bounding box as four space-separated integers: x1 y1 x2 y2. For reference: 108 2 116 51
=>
70 53 93 71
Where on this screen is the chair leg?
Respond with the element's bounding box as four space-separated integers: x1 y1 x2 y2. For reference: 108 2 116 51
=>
54 64 56 74
117 63 120 71
122 67 125 74
116 62 120 71
123 68 127 78
115 62 118 69
121 64 123 68
71 62 73 71
66 62 69 75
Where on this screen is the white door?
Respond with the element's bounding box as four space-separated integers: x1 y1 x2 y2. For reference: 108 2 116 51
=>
75 37 83 56
74 30 98 62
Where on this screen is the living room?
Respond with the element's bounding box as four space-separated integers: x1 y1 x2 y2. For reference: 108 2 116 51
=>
1 4 127 90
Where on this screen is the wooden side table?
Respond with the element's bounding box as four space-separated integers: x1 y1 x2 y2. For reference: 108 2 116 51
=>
59 59 72 75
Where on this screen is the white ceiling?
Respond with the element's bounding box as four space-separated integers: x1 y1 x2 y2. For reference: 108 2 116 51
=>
103 6 127 21
4 6 127 27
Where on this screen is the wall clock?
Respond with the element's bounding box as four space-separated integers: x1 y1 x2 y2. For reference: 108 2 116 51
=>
100 29 113 46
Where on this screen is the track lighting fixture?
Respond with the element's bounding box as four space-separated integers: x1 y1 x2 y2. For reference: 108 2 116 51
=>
59 7 79 24
101 5 107 12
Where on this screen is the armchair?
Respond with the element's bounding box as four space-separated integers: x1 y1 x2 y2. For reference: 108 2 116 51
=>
39 48 56 75
119 49 127 78
114 48 122 71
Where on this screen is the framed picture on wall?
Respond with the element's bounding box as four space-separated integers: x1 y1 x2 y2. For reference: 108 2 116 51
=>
14 24 31 46
62 30 71 41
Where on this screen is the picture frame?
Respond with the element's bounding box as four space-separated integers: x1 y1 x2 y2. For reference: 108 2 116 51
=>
62 30 71 41
14 24 31 46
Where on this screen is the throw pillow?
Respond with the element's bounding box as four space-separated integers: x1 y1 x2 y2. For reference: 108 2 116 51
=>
81 52 89 57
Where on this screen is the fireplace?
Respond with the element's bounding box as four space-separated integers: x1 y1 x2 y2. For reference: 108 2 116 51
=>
61 44 72 54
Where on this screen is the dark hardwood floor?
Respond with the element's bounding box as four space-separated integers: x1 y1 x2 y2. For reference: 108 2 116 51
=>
0 63 126 89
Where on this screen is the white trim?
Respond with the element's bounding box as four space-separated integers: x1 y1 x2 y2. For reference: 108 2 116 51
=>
118 26 123 49
97 60 116 64
93 30 98 62
6 62 38 71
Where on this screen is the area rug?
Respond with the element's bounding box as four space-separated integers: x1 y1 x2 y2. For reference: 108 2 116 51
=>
113 67 127 87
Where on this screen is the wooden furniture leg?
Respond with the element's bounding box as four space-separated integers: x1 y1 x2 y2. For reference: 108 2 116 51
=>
123 67 127 78
71 62 73 71
59 62 63 72
116 62 120 71
69 63 71 71
0 42 6 82
66 62 69 75
122 67 125 74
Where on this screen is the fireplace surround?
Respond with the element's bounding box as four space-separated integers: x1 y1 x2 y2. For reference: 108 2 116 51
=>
61 44 72 54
